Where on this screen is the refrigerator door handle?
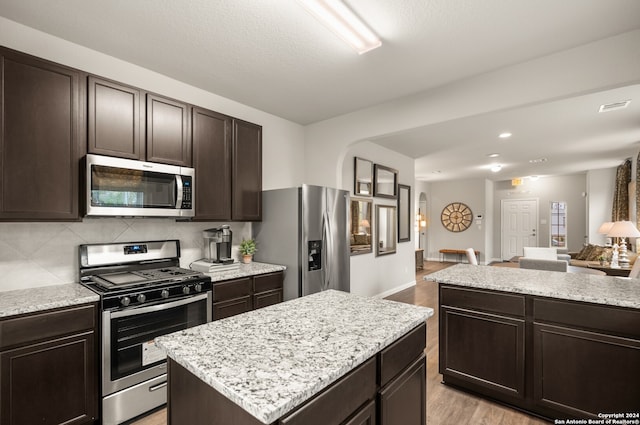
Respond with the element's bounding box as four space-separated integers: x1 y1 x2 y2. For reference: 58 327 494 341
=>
322 210 332 290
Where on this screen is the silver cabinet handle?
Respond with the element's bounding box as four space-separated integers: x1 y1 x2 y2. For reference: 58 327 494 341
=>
149 381 167 392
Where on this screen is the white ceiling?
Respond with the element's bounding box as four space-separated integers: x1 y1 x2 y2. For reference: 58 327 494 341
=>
1 0 639 182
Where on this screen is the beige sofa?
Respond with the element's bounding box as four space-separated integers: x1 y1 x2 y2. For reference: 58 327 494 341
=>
569 244 637 268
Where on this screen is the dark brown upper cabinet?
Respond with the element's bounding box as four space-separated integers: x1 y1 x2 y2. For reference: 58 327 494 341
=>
191 110 262 221
87 76 144 160
232 119 262 221
146 93 191 166
0 47 84 221
192 106 232 220
88 76 191 166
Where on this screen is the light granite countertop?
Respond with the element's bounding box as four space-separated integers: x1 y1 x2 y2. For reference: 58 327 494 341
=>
204 261 286 283
426 264 640 309
0 283 100 319
155 289 433 424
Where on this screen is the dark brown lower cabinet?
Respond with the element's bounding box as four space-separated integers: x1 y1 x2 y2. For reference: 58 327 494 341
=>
0 304 98 425
439 284 640 420
378 354 426 425
212 272 284 321
168 323 427 425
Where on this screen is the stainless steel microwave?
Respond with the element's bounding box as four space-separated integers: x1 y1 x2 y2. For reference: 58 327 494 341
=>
85 154 195 218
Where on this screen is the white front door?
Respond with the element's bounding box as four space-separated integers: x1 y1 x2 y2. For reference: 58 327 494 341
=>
501 199 538 260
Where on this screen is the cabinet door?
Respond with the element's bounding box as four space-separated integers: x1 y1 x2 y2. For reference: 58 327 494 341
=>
0 332 96 425
440 306 525 399
192 107 232 220
0 49 82 220
253 289 283 310
533 323 640 418
378 354 425 425
146 93 191 166
88 76 144 159
232 119 262 221
343 399 375 425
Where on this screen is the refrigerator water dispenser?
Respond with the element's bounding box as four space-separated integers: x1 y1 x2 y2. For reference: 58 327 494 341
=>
308 240 322 271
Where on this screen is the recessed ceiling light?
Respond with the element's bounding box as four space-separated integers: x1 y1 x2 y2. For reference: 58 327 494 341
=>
498 132 512 139
297 0 382 54
490 164 502 173
529 175 539 181
598 100 631 113
432 170 442 174
529 158 547 164
487 153 500 158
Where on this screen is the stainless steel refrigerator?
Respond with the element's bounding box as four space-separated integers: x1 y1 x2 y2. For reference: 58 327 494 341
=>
253 184 350 300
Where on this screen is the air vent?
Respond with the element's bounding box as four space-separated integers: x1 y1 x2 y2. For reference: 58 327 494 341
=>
599 100 631 113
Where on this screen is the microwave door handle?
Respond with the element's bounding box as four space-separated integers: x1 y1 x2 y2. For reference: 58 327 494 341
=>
175 175 183 208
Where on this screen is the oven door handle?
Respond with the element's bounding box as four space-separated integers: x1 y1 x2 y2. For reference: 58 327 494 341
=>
110 292 210 319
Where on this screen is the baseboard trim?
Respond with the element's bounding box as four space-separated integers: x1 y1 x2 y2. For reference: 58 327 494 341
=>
374 280 417 299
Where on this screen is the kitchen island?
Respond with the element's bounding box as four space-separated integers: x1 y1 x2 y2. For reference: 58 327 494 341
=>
426 264 640 420
155 289 433 425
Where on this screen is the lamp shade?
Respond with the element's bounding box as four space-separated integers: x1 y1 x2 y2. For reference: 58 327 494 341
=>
606 221 640 238
597 221 614 234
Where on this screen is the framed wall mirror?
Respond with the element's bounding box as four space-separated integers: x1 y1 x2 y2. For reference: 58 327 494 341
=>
397 184 411 242
354 157 373 196
373 164 398 199
350 198 373 255
376 205 397 256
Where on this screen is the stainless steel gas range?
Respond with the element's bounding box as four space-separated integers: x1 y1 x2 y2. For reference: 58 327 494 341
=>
79 240 212 425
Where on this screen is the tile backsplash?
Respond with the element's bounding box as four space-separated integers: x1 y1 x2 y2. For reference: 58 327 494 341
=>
0 219 251 292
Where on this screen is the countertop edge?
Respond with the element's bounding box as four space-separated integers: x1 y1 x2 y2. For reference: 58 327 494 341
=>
0 283 100 319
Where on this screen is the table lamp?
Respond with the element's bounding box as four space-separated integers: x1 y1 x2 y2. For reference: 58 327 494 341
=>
606 221 640 268
597 221 614 246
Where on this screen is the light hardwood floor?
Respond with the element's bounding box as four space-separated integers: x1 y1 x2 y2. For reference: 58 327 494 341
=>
131 261 548 425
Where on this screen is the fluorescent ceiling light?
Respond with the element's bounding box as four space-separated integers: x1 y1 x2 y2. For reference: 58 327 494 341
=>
498 132 512 139
297 0 382 54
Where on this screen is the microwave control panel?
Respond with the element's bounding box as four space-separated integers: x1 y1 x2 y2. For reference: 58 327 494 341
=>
181 176 192 209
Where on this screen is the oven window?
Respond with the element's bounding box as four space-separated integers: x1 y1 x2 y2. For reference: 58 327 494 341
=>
91 165 176 208
110 298 207 380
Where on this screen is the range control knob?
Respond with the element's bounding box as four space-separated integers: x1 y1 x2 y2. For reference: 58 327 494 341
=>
194 283 202 293
160 289 170 299
120 296 131 307
137 294 146 303
182 286 191 295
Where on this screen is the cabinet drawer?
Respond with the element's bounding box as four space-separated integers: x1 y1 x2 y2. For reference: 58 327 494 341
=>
253 290 282 310
212 278 252 302
280 357 376 425
378 322 426 387
533 298 640 339
440 285 525 317
213 296 252 321
0 304 96 350
253 272 283 293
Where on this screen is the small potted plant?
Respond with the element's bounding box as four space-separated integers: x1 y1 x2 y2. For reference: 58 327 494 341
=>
597 254 607 266
239 238 257 264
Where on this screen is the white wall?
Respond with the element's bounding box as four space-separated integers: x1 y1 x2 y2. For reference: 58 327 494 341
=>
341 142 415 298
0 18 305 292
427 179 488 263
587 168 617 245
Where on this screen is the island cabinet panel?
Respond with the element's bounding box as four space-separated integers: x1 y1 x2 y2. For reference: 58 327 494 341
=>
279 357 376 425
232 119 262 221
146 93 191 166
343 400 375 425
378 354 426 425
0 304 98 425
88 76 144 159
191 106 232 220
0 47 83 221
532 298 640 419
532 323 640 418
439 283 640 421
439 285 526 401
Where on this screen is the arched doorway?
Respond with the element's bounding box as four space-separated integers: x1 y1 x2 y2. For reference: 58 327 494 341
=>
418 192 428 255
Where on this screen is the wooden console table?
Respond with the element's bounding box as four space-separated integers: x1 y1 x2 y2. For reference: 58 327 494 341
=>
439 248 479 263
415 249 424 271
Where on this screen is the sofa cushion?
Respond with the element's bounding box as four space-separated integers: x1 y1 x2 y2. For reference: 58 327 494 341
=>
576 244 596 260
